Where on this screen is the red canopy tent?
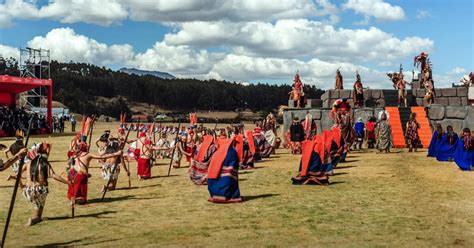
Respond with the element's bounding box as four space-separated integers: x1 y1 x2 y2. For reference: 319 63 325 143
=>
0 75 53 131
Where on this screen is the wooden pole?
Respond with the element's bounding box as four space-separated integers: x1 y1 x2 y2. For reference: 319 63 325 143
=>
167 118 182 177
1 118 33 248
101 126 132 202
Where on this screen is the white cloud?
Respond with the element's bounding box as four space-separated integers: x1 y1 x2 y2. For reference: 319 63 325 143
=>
124 0 329 23
164 19 433 64
39 0 128 26
207 54 390 89
0 44 20 59
344 0 405 23
27 28 134 65
0 0 339 27
130 41 225 77
416 10 432 19
446 67 466 75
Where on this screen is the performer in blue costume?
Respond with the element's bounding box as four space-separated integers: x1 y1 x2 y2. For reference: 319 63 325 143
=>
436 126 459 162
453 128 474 171
207 139 242 203
427 124 444 157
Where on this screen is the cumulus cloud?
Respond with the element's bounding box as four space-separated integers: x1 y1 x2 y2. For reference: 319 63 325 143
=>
446 67 466 75
0 0 339 27
130 41 225 77
344 0 405 23
27 28 134 65
208 54 389 89
164 19 433 64
0 44 20 59
416 10 432 19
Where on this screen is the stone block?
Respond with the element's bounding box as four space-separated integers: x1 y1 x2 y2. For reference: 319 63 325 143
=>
283 111 293 132
375 99 385 108
354 108 374 123
363 89 372 100
329 90 340 99
441 88 457 97
461 97 468 106
416 89 426 98
445 106 468 119
411 81 421 90
416 98 425 107
322 99 330 108
448 97 462 106
321 91 329 102
434 97 449 106
340 90 352 99
320 109 334 131
316 121 323 135
427 104 445 120
308 109 322 120
434 88 442 97
288 100 295 108
440 119 464 134
306 99 322 108
457 87 468 97
372 90 382 99
464 107 474 130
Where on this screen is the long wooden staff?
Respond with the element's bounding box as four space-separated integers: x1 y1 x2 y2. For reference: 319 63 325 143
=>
167 118 182 177
87 115 96 152
1 118 33 248
213 118 219 140
151 119 157 164
101 126 132 202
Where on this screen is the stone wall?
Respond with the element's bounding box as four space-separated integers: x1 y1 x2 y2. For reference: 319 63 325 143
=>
320 89 385 108
412 87 469 107
283 107 382 133
427 104 474 133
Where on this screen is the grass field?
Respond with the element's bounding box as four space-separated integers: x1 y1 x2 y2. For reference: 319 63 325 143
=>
1 122 473 247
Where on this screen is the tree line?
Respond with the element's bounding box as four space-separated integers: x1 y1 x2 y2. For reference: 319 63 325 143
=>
0 58 324 118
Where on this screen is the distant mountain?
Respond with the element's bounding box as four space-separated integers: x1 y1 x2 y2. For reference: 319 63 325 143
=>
119 67 176 79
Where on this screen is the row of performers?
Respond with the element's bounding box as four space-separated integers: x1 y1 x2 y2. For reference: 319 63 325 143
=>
0 124 278 225
427 125 474 171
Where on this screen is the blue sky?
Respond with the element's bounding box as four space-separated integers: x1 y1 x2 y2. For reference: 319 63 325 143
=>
0 0 472 88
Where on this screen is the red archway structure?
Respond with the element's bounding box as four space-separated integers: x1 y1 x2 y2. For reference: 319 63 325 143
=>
0 75 53 132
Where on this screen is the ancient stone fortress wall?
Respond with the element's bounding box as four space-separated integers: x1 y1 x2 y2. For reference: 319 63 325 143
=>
282 107 383 133
320 89 385 108
412 87 469 107
427 104 474 133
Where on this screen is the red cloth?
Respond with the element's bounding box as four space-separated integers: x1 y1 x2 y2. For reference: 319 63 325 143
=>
331 127 342 147
208 139 233 179
300 140 316 176
185 146 194 162
234 134 244 162
196 135 214 162
323 130 333 153
137 158 151 178
246 130 256 154
68 173 88 202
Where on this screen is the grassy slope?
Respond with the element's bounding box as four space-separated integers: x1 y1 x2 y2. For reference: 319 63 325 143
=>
0 122 473 247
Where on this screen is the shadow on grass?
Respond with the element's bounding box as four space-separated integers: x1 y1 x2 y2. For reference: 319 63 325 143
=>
239 171 254 174
88 195 135 204
332 172 348 176
341 160 359 164
330 181 345 185
45 210 118 221
336 165 356 170
243 193 279 202
35 237 123 247
0 185 13 188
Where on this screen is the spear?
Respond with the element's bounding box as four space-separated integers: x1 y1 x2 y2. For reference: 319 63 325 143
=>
101 126 132 201
1 118 33 247
167 117 182 177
